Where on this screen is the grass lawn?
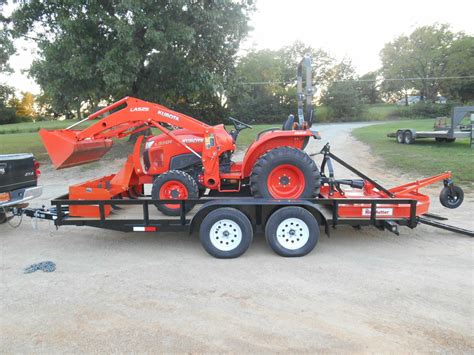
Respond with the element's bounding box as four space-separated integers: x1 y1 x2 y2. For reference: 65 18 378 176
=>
0 119 84 134
363 103 398 120
352 119 474 186
0 124 277 163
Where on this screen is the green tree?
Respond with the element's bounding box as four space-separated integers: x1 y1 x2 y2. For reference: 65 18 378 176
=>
0 0 14 73
357 71 380 104
320 59 363 120
0 84 18 124
226 49 289 123
12 0 254 121
380 24 468 102
227 42 335 123
440 36 474 102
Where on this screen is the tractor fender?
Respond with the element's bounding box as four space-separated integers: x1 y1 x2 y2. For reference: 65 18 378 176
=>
240 130 313 178
189 198 326 234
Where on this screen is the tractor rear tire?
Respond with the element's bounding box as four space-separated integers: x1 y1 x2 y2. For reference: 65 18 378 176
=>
152 170 199 216
250 147 320 199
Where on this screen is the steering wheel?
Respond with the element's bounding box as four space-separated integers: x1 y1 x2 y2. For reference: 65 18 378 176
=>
228 117 252 131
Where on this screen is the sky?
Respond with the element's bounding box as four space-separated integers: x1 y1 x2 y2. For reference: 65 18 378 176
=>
1 0 473 95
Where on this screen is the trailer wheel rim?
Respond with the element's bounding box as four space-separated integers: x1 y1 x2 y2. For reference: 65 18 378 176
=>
159 181 188 209
276 217 309 250
210 219 242 251
267 164 305 198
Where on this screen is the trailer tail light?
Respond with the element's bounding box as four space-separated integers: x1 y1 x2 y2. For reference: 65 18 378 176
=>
0 192 10 202
133 226 157 232
34 159 41 177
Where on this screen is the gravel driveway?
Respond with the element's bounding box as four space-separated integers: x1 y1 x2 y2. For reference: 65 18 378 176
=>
1 122 473 352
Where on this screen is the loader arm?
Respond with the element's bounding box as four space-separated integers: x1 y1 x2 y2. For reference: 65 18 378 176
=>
39 97 234 189
75 97 211 140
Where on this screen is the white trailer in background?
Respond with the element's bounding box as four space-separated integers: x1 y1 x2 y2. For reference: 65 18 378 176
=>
387 106 474 147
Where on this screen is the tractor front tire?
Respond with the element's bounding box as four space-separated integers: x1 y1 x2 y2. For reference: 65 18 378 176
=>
250 147 320 199
152 170 199 216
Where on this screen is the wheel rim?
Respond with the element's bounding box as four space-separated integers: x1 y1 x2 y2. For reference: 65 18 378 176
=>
447 193 460 206
210 219 242 251
159 181 188 209
267 164 305 198
404 133 411 143
276 217 309 250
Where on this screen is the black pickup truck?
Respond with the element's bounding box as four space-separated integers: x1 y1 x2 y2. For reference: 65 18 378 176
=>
0 154 42 223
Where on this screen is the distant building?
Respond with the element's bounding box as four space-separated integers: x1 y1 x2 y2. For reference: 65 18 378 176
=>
396 95 447 105
396 96 421 106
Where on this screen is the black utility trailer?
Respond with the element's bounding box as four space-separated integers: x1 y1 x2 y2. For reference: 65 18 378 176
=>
20 194 473 259
16 146 473 258
388 106 474 146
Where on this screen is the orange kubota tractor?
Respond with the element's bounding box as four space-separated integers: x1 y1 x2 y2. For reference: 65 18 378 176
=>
39 56 320 217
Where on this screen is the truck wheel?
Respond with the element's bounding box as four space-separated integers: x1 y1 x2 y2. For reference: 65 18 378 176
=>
265 206 319 257
0 210 6 224
199 208 253 258
439 185 464 209
250 147 320 199
404 130 415 144
396 130 404 144
152 170 198 216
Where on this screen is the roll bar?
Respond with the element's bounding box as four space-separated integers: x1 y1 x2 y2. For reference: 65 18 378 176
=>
297 54 314 127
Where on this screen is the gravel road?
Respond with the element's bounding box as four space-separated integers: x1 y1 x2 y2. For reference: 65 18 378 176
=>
1 122 473 352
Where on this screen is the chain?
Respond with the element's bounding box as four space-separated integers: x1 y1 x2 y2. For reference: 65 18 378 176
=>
23 261 56 274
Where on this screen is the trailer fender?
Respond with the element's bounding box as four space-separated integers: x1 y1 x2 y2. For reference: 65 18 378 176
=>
189 199 327 234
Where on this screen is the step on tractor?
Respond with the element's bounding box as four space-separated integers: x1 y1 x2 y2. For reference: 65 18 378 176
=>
40 56 320 217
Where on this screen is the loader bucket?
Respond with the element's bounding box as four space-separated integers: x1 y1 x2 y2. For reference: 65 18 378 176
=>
39 129 113 169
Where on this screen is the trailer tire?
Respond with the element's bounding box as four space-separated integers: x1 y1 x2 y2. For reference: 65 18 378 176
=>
250 147 320 199
199 208 253 258
265 206 319 257
152 170 199 216
435 137 446 142
396 130 404 144
404 130 415 144
439 185 464 209
445 138 456 143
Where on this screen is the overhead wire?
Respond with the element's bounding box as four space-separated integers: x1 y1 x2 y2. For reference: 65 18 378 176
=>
238 75 474 86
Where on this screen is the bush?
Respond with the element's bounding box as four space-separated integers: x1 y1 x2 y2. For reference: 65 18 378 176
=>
0 107 31 124
394 102 456 119
320 81 364 121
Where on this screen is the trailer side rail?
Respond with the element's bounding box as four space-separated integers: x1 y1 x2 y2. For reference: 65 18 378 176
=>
48 195 419 233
